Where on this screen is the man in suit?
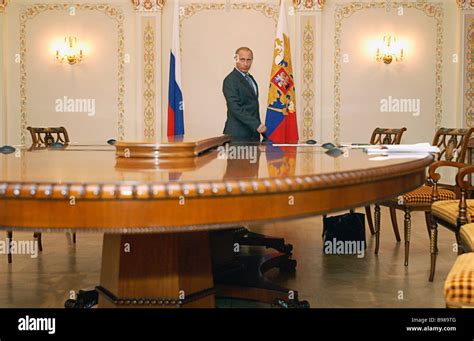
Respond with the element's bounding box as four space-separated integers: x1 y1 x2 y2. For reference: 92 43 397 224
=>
222 47 266 142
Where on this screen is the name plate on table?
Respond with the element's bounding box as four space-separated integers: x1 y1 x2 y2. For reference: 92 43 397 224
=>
115 135 231 170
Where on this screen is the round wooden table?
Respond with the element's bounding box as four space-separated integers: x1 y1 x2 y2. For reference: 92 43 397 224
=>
0 141 433 307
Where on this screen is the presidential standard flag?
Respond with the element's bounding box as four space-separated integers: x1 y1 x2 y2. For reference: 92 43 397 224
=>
264 1 298 144
167 0 185 136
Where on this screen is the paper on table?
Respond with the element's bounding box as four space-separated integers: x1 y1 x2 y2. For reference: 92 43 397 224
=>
365 143 439 154
369 153 430 161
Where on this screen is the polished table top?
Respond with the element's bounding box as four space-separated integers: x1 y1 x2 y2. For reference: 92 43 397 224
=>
1 143 429 183
0 142 433 233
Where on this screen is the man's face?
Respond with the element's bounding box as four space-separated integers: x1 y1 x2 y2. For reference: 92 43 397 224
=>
235 50 253 74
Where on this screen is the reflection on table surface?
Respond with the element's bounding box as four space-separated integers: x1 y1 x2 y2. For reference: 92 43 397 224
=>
0 142 433 184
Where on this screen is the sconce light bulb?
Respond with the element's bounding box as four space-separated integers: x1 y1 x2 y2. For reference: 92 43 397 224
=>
56 36 84 65
376 34 403 65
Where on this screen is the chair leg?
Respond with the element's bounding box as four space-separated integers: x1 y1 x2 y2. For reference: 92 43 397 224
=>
424 212 431 238
425 212 437 254
404 208 411 267
389 207 401 242
429 219 438 282
7 231 12 264
455 232 463 255
374 205 381 254
33 233 43 252
454 230 466 256
365 205 375 235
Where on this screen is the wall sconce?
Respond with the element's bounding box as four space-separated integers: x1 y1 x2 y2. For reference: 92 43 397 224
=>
55 36 84 65
376 35 403 64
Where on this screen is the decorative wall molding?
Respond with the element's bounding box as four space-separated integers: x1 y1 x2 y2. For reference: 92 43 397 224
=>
457 0 474 10
143 19 156 138
464 16 474 127
0 0 8 13
180 3 279 23
302 19 314 140
132 0 164 12
293 0 325 12
19 4 125 144
333 1 443 144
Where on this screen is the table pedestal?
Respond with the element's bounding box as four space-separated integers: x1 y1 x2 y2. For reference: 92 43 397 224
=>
98 232 215 308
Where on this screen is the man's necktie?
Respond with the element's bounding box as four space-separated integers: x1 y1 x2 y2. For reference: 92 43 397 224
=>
244 74 256 95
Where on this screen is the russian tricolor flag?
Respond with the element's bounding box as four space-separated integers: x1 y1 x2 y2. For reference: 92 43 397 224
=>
167 0 184 137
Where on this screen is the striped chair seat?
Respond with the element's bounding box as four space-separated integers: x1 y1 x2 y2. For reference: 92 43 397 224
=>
432 200 474 226
444 253 474 308
391 185 455 205
460 223 474 253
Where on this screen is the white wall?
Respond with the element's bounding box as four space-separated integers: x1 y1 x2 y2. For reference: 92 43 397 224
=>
321 0 459 145
180 8 276 137
344 7 435 143
4 0 137 145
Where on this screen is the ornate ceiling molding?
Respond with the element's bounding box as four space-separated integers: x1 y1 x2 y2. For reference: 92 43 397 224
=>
132 0 164 12
293 0 325 12
0 0 9 13
180 3 279 22
457 0 474 10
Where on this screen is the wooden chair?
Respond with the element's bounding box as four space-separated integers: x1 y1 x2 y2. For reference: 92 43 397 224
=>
430 164 474 282
374 128 474 275
7 126 74 263
365 128 407 237
444 252 474 307
321 128 407 240
435 165 474 307
27 126 69 146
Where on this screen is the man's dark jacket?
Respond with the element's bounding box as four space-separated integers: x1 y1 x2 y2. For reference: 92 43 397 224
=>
222 68 261 142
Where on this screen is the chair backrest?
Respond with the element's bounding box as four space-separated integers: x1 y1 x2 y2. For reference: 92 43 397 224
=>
432 128 474 163
27 127 70 146
370 127 407 145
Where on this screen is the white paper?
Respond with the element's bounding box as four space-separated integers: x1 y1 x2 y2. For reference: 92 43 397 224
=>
369 153 431 161
365 143 439 154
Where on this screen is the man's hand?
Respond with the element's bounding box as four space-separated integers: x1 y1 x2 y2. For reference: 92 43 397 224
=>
257 124 267 134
